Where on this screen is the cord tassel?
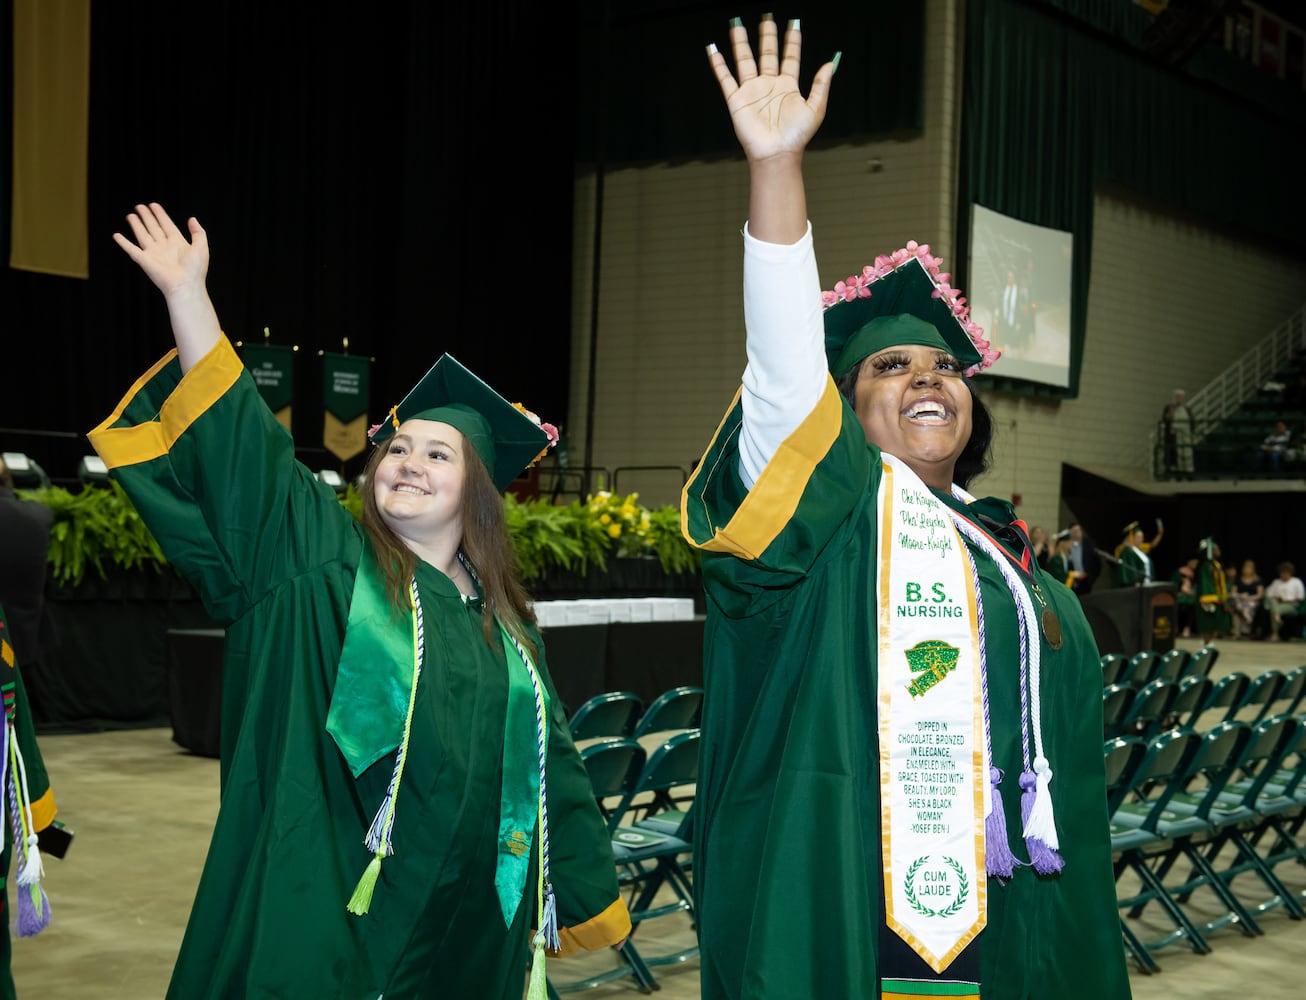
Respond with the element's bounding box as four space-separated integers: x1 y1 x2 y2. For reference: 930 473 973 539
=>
16 834 43 886
15 881 51 937
1019 758 1064 874
984 767 1018 878
540 883 560 953
346 578 424 916
346 854 384 916
524 935 549 1000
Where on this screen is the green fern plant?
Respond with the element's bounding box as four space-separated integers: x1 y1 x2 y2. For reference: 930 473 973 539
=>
22 481 699 589
24 482 167 587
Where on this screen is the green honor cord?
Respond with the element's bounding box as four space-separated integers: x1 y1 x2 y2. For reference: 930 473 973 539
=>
511 624 556 1000
346 577 424 916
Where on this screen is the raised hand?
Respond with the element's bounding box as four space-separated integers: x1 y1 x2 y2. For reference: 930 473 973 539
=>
113 203 209 298
706 16 835 164
113 201 221 371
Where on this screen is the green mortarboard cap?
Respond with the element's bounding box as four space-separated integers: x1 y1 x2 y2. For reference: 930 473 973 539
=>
824 256 986 379
369 354 549 491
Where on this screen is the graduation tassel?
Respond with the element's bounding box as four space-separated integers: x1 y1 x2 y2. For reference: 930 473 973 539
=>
346 854 384 916
525 932 549 1000
15 881 51 937
346 578 424 917
16 834 43 886
540 883 560 953
984 767 1018 879
524 809 550 1000
966 554 1016 880
1019 758 1064 875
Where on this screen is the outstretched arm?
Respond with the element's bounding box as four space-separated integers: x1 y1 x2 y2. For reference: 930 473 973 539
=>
113 202 221 372
707 16 834 243
705 16 839 487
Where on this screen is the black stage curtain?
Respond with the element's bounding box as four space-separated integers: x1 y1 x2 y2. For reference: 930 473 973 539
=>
0 1 578 479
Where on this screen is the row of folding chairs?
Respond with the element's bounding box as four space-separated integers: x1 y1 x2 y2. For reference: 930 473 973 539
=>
548 728 700 996
1104 666 1306 741
1101 646 1221 688
1107 712 1306 975
566 685 704 741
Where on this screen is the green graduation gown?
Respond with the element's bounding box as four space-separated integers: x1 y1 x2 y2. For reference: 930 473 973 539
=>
1118 546 1150 586
0 607 57 1000
1197 559 1232 635
1045 554 1075 590
89 337 627 1000
681 380 1131 999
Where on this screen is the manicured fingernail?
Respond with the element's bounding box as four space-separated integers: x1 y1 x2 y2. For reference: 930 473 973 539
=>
761 12 775 21
832 50 842 75
729 16 743 28
788 18 800 31
707 42 719 55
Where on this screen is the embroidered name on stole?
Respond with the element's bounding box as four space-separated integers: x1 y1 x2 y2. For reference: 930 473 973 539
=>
877 456 987 972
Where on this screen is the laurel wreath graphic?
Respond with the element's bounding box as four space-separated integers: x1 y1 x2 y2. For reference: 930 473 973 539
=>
903 855 970 918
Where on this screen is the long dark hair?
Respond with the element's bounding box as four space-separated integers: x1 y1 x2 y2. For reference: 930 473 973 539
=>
836 364 993 490
359 437 539 659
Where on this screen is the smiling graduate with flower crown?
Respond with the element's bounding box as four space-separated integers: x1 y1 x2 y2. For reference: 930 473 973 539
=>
680 15 1130 1000
89 202 628 999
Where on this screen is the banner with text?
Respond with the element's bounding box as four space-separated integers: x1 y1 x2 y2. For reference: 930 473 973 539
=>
240 343 295 434
322 353 371 462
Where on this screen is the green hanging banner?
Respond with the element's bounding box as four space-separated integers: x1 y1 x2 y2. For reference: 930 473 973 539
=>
322 352 371 462
239 341 295 434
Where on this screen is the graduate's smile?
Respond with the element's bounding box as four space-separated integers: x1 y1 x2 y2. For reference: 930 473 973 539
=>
852 344 972 489
374 419 466 536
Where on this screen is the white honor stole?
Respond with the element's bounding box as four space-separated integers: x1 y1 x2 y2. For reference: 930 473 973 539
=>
1129 545 1153 583
877 455 987 972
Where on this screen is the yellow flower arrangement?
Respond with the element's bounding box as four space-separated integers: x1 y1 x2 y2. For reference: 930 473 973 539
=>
586 490 652 557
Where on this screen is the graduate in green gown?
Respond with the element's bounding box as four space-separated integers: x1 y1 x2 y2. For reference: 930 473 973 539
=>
1116 520 1163 586
89 204 629 999
1 605 57 1000
681 17 1130 999
1045 530 1082 591
1196 537 1232 642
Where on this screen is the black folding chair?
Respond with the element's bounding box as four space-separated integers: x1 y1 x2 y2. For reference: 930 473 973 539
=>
1102 735 1151 973
1182 645 1221 679
1103 682 1138 740
1235 670 1288 725
1111 728 1205 963
1101 652 1131 687
549 737 656 995
1120 720 1261 943
1194 671 1250 727
568 691 644 741
1177 714 1304 924
1153 647 1191 683
1169 676 1213 731
633 685 704 738
609 731 701 987
1125 649 1161 686
1120 679 1179 739
1266 665 1306 718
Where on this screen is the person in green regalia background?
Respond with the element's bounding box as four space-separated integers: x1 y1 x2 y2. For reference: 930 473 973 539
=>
89 203 629 999
1116 519 1164 586
0 604 58 1000
1045 530 1083 592
680 15 1130 999
1196 537 1232 644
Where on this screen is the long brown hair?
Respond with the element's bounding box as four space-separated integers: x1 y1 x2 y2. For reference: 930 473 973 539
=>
359 435 539 660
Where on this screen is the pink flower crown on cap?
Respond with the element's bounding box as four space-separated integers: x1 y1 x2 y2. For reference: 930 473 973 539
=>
820 240 1001 376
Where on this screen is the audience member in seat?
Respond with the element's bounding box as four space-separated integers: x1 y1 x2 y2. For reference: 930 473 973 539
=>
1264 561 1306 641
1229 559 1265 640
